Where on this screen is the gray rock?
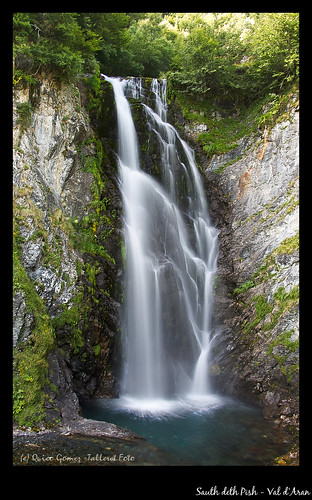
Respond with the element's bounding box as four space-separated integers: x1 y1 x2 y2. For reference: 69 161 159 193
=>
13 292 27 347
21 239 42 270
194 108 299 426
13 78 93 335
13 76 122 429
13 292 34 346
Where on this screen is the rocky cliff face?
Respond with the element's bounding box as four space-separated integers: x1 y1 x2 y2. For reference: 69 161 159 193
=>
13 75 299 441
185 99 299 432
13 75 122 427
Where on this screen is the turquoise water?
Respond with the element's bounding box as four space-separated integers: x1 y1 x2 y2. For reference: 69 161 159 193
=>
81 395 289 466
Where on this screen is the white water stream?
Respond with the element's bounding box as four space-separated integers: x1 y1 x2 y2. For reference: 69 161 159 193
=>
103 76 219 410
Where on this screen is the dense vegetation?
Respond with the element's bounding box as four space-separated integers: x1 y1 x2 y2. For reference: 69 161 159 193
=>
13 12 299 102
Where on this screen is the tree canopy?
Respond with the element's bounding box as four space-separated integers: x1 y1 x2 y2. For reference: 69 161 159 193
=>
13 12 299 101
167 13 299 101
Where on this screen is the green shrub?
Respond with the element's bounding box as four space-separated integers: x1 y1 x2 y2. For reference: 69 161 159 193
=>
16 102 32 130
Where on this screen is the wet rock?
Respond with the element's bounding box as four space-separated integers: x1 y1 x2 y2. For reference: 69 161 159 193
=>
60 416 142 440
184 105 299 429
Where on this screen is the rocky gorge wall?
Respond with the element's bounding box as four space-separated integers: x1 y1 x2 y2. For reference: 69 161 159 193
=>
13 75 122 427
13 74 299 446
176 95 299 434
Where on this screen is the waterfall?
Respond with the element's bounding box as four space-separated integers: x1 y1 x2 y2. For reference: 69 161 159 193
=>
103 76 219 405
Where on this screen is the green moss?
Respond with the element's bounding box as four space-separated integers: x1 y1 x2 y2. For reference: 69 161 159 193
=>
248 185 298 230
13 201 63 427
242 283 298 337
239 282 299 384
174 84 298 170
256 91 297 132
84 262 100 287
71 137 117 264
51 291 84 354
266 329 299 383
267 330 298 356
13 231 56 427
16 101 33 131
14 195 77 278
273 233 299 256
142 77 153 87
243 295 274 334
262 286 299 334
273 285 299 308
214 155 244 174
70 215 116 264
120 240 126 268
83 74 103 115
250 232 299 287
174 90 265 160
93 344 101 356
82 138 105 199
13 201 85 426
234 280 255 295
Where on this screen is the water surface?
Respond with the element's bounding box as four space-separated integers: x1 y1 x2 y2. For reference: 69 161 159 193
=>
81 395 289 466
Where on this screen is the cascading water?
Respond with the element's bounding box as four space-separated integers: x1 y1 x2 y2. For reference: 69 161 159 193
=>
104 75 219 407
80 77 290 465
